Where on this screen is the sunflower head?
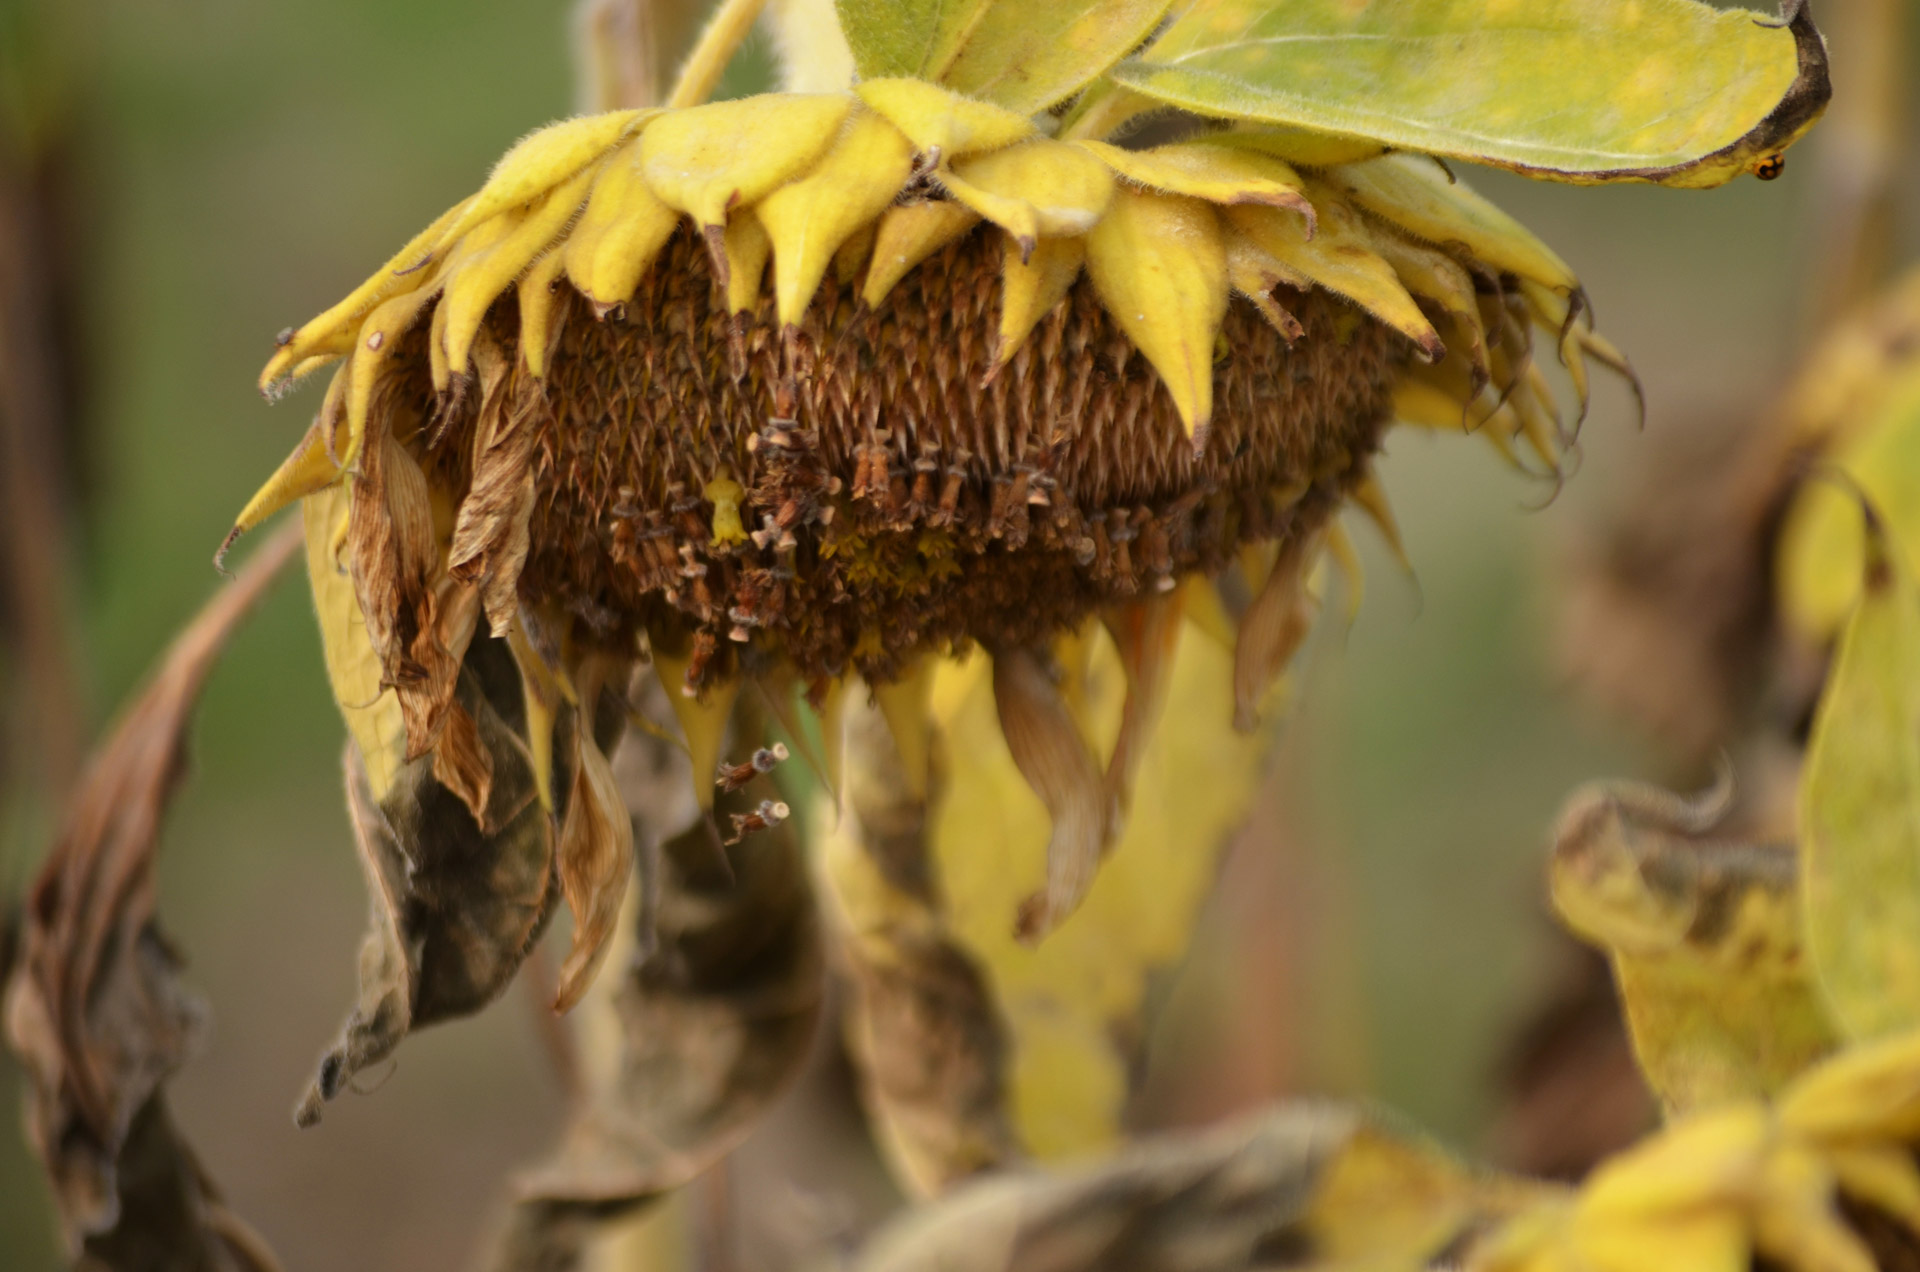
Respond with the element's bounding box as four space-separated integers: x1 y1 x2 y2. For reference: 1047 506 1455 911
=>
227 0 1826 1037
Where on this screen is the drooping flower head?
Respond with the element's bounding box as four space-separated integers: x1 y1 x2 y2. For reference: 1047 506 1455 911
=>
227 0 1827 1063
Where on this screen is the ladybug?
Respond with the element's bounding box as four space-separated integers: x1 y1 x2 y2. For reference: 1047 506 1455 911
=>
1753 153 1786 181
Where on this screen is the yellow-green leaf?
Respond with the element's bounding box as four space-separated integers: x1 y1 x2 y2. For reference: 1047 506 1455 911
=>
835 0 1175 115
1801 510 1920 1043
1111 0 1830 188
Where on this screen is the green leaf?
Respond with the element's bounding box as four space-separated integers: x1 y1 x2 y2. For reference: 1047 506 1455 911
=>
1109 0 1830 188
1801 510 1920 1042
834 0 1174 115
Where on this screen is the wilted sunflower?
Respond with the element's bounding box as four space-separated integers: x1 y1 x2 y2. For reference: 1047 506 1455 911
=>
224 0 1827 1044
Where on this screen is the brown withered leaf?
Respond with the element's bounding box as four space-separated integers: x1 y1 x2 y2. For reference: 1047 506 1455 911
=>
485 727 824 1271
828 696 1023 1197
2 522 298 1268
446 341 540 639
551 700 635 1015
296 636 586 1126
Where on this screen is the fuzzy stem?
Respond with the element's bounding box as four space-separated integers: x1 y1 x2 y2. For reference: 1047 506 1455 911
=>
666 0 769 109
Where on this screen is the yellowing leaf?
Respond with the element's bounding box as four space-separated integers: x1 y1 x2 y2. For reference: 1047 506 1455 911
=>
835 0 1175 115
1549 777 1839 1114
1800 511 1920 1043
1112 0 1830 188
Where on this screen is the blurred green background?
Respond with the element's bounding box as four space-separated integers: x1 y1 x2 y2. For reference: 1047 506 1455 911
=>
1 0 1914 1266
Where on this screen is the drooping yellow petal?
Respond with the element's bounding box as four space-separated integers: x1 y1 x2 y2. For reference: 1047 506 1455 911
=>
863 200 982 308
562 139 682 314
995 232 1084 366
721 210 773 316
442 163 598 380
259 196 472 390
639 93 852 228
1084 188 1226 446
343 286 441 469
652 651 741 814
1075 138 1316 228
758 108 915 327
1369 225 1488 386
873 658 936 802
1225 196 1444 363
438 109 650 250
942 138 1115 256
505 614 560 810
302 485 408 801
855 77 1036 159
1324 154 1579 294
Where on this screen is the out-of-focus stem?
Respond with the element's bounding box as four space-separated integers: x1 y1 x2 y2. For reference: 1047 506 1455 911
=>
666 0 768 108
574 0 662 113
1803 0 1905 332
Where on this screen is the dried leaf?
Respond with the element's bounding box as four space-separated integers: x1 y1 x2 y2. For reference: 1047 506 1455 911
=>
492 724 823 1268
296 638 568 1126
1801 511 1920 1043
994 646 1108 944
1113 0 1831 188
1550 776 1839 1114
2 523 298 1268
854 1103 1536 1272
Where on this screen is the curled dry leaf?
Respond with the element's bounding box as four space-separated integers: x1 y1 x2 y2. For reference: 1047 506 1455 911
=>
853 1102 1547 1272
295 638 600 1126
2 521 299 1269
1550 773 1839 1115
487 722 824 1271
994 646 1108 944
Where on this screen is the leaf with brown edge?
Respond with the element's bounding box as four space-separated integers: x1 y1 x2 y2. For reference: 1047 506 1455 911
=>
2 522 298 1267
296 638 568 1127
486 723 824 1269
993 646 1109 944
1112 0 1830 189
1549 775 1840 1116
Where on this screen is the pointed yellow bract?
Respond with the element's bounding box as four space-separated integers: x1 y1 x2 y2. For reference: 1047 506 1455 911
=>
862 201 982 308
516 251 568 378
442 164 598 378
639 93 851 228
1227 197 1444 363
1075 139 1316 227
757 107 915 327
721 211 772 315
231 417 342 549
856 77 1036 159
562 140 680 312
653 652 740 813
873 658 936 801
345 286 441 468
439 109 649 250
1085 188 1226 443
995 233 1084 366
943 139 1115 255
1325 155 1579 295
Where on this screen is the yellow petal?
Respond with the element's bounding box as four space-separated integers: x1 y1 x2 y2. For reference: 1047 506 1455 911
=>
1780 1025 1920 1143
439 109 650 251
873 658 937 802
562 138 682 313
517 251 568 378
1325 154 1578 294
442 163 597 380
302 485 407 801
505 614 560 810
1084 188 1226 444
639 93 852 228
652 649 740 814
856 77 1037 160
1075 138 1315 228
259 195 471 390
228 413 344 562
943 138 1115 255
995 232 1084 366
343 286 441 469
1225 194 1444 362
863 200 982 308
1370 225 1487 384
758 107 915 327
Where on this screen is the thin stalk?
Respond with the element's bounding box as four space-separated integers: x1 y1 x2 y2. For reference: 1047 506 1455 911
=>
666 0 768 109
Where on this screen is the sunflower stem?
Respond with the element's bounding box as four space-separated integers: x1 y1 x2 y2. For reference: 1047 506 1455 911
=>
666 0 768 109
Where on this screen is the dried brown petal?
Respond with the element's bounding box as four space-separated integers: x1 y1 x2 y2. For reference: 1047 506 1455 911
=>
994 647 1108 943
1232 525 1324 733
1100 591 1184 836
551 722 635 1015
2 523 298 1266
448 334 542 637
